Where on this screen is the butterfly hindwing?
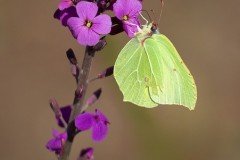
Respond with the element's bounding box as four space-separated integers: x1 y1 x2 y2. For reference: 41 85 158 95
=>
144 34 197 110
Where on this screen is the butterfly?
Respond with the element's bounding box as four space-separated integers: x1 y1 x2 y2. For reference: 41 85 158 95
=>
113 17 197 110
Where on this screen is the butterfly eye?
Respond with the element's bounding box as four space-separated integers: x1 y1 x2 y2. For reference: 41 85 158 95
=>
151 23 158 32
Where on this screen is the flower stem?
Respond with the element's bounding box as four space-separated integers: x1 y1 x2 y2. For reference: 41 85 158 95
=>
59 46 96 160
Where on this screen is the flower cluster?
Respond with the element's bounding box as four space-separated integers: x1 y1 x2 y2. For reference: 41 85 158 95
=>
47 0 144 158
46 89 110 155
54 0 143 46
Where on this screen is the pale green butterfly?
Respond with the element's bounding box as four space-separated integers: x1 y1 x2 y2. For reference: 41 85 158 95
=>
113 12 197 110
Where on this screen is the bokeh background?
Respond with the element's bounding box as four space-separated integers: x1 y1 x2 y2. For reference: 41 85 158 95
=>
1 0 240 160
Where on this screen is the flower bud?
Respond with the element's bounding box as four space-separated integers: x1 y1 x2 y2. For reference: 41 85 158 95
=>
86 88 102 106
49 98 62 119
98 66 114 79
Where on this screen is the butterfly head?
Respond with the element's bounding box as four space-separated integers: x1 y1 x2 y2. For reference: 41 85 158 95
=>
134 21 161 44
151 22 160 34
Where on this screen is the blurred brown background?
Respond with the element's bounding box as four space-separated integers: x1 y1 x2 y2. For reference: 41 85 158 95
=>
1 0 240 160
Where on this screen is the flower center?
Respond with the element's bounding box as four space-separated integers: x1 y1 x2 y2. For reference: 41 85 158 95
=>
85 21 92 28
123 15 128 21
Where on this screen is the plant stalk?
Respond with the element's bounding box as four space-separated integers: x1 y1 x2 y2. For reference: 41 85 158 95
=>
59 46 96 160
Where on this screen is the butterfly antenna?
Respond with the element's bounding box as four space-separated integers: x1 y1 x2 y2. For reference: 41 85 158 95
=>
140 10 152 25
150 9 157 23
157 0 164 25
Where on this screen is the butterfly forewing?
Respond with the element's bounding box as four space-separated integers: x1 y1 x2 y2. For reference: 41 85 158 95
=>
114 38 158 108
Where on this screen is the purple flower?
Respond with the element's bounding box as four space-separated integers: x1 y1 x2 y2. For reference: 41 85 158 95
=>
113 0 142 37
78 147 94 160
46 129 67 155
58 0 74 11
75 109 110 142
67 1 112 46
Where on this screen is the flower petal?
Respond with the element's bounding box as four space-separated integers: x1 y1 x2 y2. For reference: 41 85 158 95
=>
92 14 112 35
125 0 142 17
77 28 100 46
113 0 125 19
76 1 98 20
58 0 73 11
92 121 108 142
123 24 135 38
75 113 94 131
46 130 67 155
123 18 140 37
46 138 61 151
95 109 109 124
67 17 85 38
60 132 68 141
52 129 60 137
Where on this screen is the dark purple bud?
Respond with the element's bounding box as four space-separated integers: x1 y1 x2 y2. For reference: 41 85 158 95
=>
110 16 123 35
53 9 61 19
97 0 107 12
110 24 124 35
78 147 94 160
53 6 78 27
97 0 116 12
109 0 117 3
98 66 114 79
99 0 107 6
57 105 72 128
108 0 117 10
86 88 102 106
66 48 77 65
111 16 122 25
49 98 62 119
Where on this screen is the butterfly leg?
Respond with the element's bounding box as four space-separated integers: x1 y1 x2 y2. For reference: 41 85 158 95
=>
124 21 142 32
139 11 148 26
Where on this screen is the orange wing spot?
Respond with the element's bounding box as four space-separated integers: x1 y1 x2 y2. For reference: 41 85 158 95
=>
144 77 150 87
144 77 149 83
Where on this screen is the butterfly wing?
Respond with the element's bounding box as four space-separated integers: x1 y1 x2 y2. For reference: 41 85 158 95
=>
114 38 158 108
144 34 197 110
